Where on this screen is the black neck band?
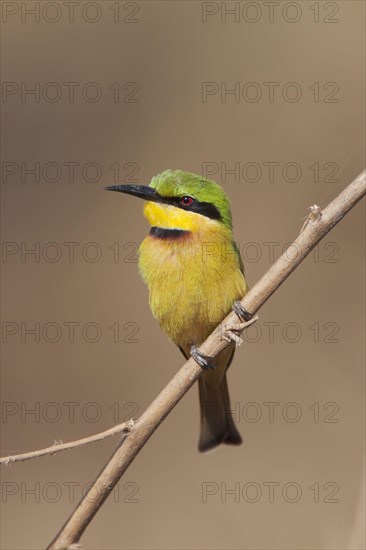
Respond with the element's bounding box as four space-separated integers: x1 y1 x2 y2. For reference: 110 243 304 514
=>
150 227 190 239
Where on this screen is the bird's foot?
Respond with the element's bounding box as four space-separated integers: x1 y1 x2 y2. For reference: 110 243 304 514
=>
232 301 253 322
190 345 215 370
222 302 258 346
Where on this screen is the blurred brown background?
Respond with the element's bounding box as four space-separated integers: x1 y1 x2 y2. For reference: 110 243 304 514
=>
1 1 365 549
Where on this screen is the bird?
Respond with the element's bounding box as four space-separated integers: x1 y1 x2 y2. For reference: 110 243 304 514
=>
106 170 251 452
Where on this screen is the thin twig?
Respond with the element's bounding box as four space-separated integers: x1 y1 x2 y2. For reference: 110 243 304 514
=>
0 421 133 465
35 170 366 549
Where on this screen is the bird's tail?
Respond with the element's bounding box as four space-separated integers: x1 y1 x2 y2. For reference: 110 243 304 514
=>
198 346 242 452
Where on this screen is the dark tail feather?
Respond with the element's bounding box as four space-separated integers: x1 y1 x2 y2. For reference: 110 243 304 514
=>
198 371 242 453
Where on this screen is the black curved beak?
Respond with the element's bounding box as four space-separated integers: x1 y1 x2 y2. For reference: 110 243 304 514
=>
105 184 161 203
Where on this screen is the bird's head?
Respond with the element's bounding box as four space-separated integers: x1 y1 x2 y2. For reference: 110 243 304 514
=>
105 170 233 233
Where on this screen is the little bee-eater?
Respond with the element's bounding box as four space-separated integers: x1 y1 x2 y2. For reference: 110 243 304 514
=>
106 170 251 452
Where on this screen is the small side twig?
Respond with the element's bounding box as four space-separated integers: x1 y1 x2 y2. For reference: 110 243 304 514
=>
301 204 322 232
0 420 134 465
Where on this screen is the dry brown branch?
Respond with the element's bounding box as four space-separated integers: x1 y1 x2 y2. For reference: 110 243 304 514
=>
17 171 366 549
0 421 133 465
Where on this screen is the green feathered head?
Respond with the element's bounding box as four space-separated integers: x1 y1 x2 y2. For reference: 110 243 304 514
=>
149 170 233 228
105 169 233 229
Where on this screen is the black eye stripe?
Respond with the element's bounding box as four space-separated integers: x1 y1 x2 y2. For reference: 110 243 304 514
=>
183 201 222 220
173 197 221 220
154 194 222 221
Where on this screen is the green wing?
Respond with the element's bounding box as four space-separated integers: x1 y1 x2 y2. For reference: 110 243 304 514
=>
233 240 245 275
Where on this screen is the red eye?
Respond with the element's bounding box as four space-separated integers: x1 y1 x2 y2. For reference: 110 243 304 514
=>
180 196 194 206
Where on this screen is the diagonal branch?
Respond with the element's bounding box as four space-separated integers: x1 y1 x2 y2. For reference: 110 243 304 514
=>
40 170 366 548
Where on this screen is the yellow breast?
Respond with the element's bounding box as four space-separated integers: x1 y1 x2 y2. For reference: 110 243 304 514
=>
138 204 247 347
